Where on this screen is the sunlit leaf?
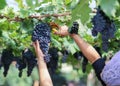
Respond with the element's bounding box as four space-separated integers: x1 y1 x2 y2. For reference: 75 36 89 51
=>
64 0 72 5
0 0 6 9
71 0 91 24
99 0 119 17
15 0 24 8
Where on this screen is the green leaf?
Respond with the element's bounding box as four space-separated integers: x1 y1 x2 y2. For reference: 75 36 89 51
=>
2 31 9 39
68 44 76 54
64 0 72 5
0 0 6 10
118 0 120 3
51 38 62 50
71 0 91 24
116 7 120 17
99 0 119 17
26 0 33 7
26 0 39 9
69 0 79 9
19 9 30 18
15 0 24 8
63 38 77 54
0 30 2 37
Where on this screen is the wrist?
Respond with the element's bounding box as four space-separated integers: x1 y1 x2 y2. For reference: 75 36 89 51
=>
69 34 79 38
37 57 46 65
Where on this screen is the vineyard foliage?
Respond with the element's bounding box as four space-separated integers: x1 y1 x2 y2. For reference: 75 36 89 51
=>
0 0 120 72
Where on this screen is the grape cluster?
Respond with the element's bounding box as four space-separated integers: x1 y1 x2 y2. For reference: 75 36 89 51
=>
0 48 37 77
94 46 101 56
22 48 37 76
15 57 26 77
32 22 51 62
73 51 88 73
68 22 79 34
61 49 69 63
73 51 83 60
1 49 14 77
0 57 2 69
47 47 59 74
82 57 88 73
92 7 116 51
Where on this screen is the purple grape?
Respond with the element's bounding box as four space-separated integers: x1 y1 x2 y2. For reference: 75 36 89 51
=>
1 49 14 77
32 23 51 63
22 48 37 76
47 47 59 74
91 7 116 52
68 22 79 34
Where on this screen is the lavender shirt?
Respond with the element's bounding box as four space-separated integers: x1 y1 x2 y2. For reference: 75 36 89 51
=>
101 51 120 86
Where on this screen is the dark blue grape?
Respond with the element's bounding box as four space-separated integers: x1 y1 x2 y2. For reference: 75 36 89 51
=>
108 22 116 38
61 49 69 63
0 57 2 69
82 57 88 73
47 47 59 74
22 48 37 76
102 41 109 52
91 7 116 52
15 57 26 77
92 13 106 32
73 51 83 60
92 29 98 36
1 49 14 77
68 22 79 34
32 22 51 63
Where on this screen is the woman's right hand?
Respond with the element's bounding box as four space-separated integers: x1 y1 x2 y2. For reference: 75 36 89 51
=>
32 40 44 60
54 25 69 37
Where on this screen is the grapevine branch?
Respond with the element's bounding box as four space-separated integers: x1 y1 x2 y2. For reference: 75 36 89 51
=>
0 12 71 22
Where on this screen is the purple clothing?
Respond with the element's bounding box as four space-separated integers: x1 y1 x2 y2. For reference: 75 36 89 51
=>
101 51 120 86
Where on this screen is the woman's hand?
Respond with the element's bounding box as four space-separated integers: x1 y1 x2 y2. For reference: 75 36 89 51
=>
32 40 44 60
54 25 69 37
33 40 53 86
53 24 78 38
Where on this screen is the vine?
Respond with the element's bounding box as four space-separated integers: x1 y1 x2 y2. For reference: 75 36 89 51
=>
0 12 71 22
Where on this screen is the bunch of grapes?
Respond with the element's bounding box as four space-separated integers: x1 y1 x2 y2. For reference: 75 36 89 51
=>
82 57 88 73
47 47 59 74
92 7 116 51
1 49 14 77
68 22 79 34
61 49 69 63
73 51 83 60
94 46 102 56
73 51 88 73
1 48 37 77
0 56 2 69
22 48 37 76
32 22 51 62
15 57 26 77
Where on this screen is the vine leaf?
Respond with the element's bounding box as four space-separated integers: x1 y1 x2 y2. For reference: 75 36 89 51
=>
0 0 6 10
71 0 91 24
99 0 119 17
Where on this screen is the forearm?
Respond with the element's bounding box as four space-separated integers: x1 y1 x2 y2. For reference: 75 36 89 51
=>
70 34 100 64
37 56 53 86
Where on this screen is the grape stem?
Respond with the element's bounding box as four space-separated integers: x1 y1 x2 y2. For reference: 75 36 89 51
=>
0 12 71 22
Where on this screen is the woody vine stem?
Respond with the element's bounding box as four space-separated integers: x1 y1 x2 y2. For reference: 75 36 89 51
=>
0 12 71 22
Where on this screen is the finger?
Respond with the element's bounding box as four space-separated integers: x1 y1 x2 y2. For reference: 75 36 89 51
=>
54 30 62 36
52 28 58 33
32 42 36 49
36 40 43 53
36 40 40 48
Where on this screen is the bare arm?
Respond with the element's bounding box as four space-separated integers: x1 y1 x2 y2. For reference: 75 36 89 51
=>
70 34 100 63
54 25 100 64
33 40 53 86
